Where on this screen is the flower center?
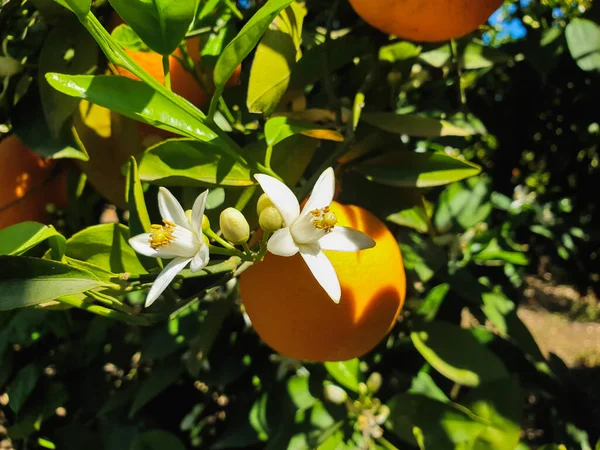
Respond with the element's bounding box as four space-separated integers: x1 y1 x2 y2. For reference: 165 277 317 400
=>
149 220 176 249
310 206 337 233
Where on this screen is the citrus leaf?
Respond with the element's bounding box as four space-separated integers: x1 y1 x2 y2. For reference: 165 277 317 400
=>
52 0 90 18
7 363 40 414
210 0 295 113
0 256 106 310
356 152 481 188
265 116 343 146
45 74 225 147
361 112 481 138
0 222 65 258
125 157 151 237
379 41 422 62
65 223 147 275
411 322 508 387
38 17 99 137
129 366 183 417
108 0 198 55
324 359 361 392
565 18 600 72
419 42 512 70
137 138 254 187
110 24 149 52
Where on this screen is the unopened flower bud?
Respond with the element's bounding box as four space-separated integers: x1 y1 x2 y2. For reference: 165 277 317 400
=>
220 207 249 244
256 193 274 215
375 405 390 425
0 56 22 77
366 372 382 394
358 382 368 396
202 215 210 232
259 206 283 232
323 384 347 405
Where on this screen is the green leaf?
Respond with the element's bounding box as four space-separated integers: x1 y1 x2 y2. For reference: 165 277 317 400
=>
472 237 529 266
361 113 481 138
459 377 522 450
210 0 295 114
108 0 198 55
130 430 186 450
264 116 343 146
324 359 361 392
408 370 450 403
0 256 106 310
249 393 269 441
247 29 296 115
379 41 421 62
7 363 40 413
356 152 481 188
65 223 147 274
39 17 99 137
247 4 305 114
137 138 253 187
110 24 149 51
0 222 65 258
419 42 511 70
129 366 183 417
387 198 433 234
45 74 225 147
415 283 450 321
53 0 90 18
125 157 152 238
565 18 600 72
411 322 508 387
386 393 487 449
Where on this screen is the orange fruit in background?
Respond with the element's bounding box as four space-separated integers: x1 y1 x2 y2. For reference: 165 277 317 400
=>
0 135 68 229
348 0 503 42
240 202 406 362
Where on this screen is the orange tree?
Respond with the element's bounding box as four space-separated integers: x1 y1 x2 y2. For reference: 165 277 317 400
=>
0 0 599 448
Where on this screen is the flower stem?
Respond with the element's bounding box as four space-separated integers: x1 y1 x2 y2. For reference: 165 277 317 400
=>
57 295 157 326
205 229 236 251
265 145 274 170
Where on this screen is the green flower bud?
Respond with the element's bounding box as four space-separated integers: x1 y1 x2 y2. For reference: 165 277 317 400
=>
256 193 274 215
185 209 193 223
366 372 382 394
202 214 210 232
358 382 368 396
220 207 250 244
323 384 347 405
258 206 283 232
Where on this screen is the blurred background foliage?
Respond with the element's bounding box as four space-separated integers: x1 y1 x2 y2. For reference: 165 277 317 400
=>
1 0 600 449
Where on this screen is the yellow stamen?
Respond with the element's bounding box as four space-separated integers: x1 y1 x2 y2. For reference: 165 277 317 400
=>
310 207 337 233
148 220 175 249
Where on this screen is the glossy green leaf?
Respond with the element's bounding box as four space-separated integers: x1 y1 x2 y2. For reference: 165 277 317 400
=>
565 18 600 72
386 393 487 449
247 4 305 114
247 29 296 115
129 366 183 417
408 370 450 403
411 322 508 387
356 152 481 188
419 42 511 70
52 0 90 18
415 283 450 321
137 138 253 187
324 359 361 392
0 222 65 258
39 17 99 137
65 223 147 274
361 112 481 138
459 377 522 450
45 74 225 147
7 363 40 413
210 0 295 114
131 430 186 450
379 41 421 62
0 256 106 310
264 116 343 146
110 24 149 51
387 199 432 234
125 157 152 238
109 0 198 55
473 237 529 266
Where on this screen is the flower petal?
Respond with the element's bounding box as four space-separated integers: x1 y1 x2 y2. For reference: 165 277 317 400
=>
319 226 376 252
300 167 335 216
158 187 191 230
190 244 210 272
163 226 201 258
145 256 191 307
267 227 300 257
254 174 300 227
290 213 327 245
129 233 179 259
299 245 341 303
191 190 209 234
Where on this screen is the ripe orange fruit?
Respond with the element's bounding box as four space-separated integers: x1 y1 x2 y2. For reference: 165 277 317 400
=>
348 0 503 42
240 202 406 362
0 135 67 229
